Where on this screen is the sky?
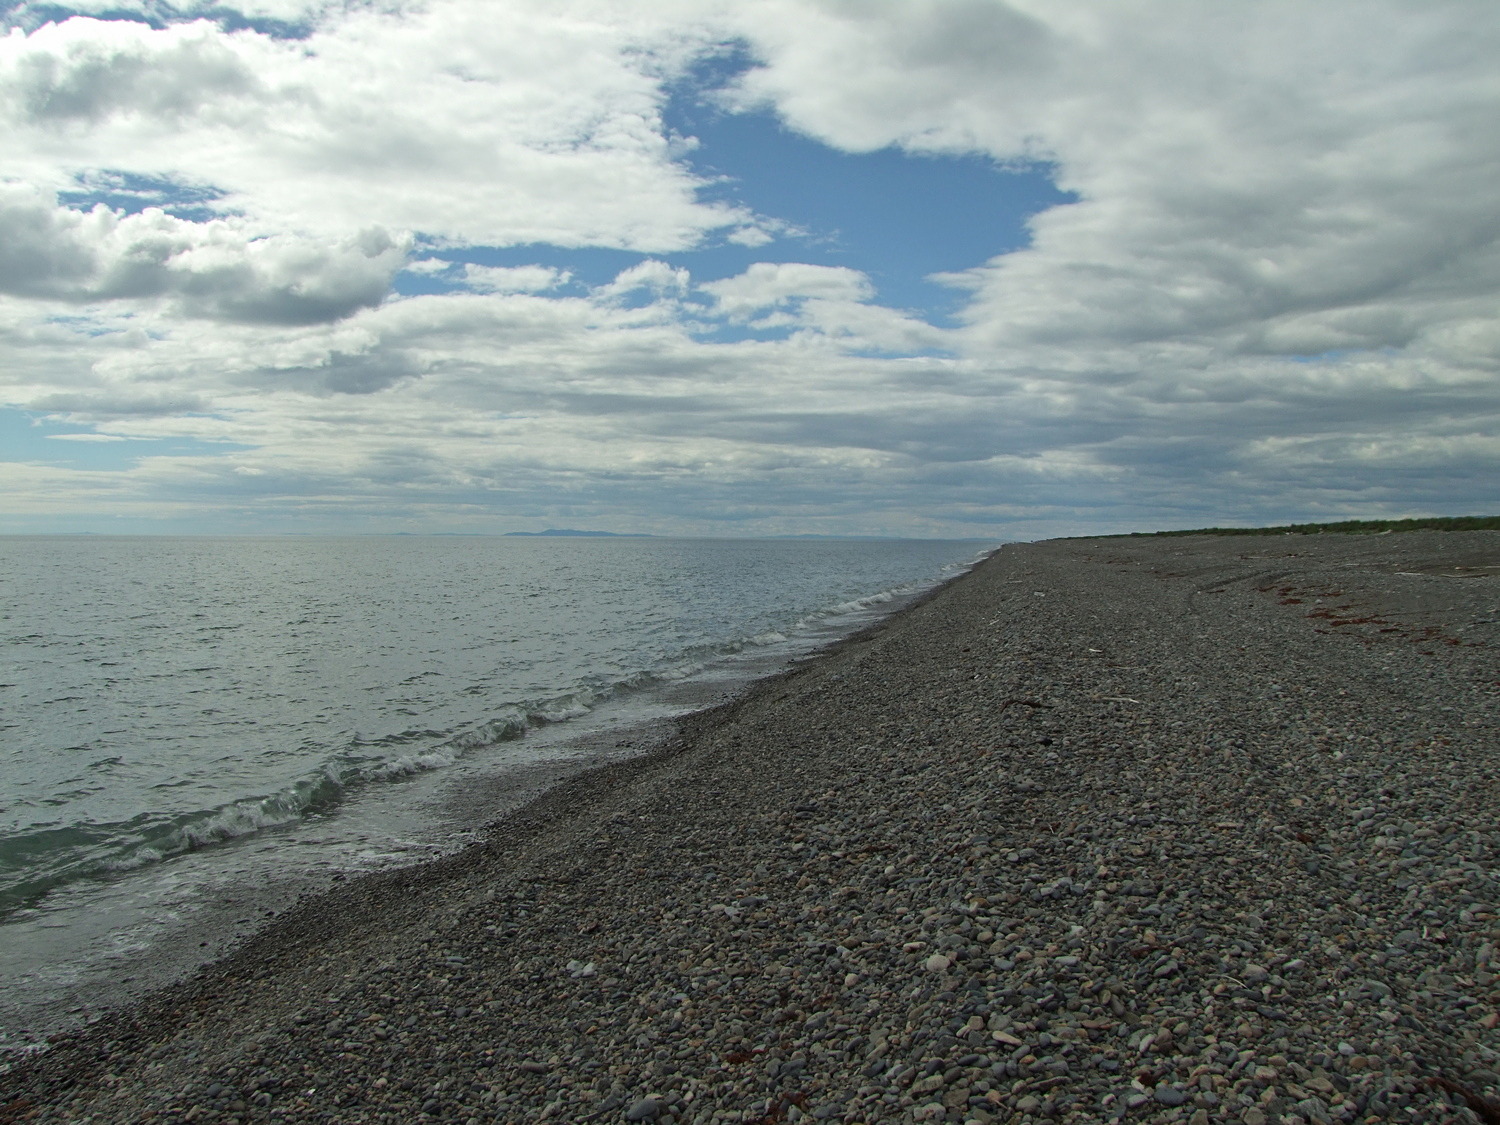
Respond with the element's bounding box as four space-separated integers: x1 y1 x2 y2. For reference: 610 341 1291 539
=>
1 0 1496 538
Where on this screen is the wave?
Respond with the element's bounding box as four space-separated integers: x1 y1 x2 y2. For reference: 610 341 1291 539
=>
0 557 980 918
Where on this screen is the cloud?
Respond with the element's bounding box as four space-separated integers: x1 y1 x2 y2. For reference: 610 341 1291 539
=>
0 6 750 250
726 224 776 248
2 15 264 123
722 0 1056 156
596 260 691 300
26 389 213 417
251 346 420 395
403 260 572 293
694 263 945 352
460 265 570 294
792 297 947 354
0 183 407 323
701 262 874 318
2 0 341 26
728 1 1500 368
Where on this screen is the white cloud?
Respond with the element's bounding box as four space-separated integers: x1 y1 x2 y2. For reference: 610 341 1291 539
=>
403 259 575 294
596 260 691 299
701 262 874 318
694 263 945 352
793 297 947 354
726 224 775 248
0 4 747 250
461 264 570 294
402 258 455 277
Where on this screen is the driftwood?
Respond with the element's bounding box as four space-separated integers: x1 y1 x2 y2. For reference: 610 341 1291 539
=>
1429 1076 1500 1124
996 697 1052 712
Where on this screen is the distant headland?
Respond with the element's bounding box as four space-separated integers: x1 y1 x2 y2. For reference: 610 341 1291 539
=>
502 529 653 537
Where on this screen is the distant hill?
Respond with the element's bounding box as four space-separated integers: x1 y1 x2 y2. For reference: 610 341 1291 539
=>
1108 515 1499 538
763 534 994 541
501 530 997 541
502 529 651 537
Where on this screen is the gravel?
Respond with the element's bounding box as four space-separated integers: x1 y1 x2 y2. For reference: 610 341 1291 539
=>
2 531 1498 1124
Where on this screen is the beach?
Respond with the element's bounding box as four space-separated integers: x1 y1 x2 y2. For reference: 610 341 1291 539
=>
3 531 1497 1124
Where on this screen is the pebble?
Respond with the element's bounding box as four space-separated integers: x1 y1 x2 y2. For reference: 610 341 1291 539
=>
4 532 1496 1125
625 1096 662 1121
1155 1084 1187 1106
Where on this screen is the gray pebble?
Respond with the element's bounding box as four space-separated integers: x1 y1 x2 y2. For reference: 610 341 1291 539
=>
625 1096 662 1121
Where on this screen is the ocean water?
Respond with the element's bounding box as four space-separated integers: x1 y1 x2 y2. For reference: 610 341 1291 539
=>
0 534 984 1052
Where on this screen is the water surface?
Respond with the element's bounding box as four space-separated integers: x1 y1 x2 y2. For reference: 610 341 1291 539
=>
0 535 985 1052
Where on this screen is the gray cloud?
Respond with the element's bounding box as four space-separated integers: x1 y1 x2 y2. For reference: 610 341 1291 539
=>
27 390 211 417
0 185 407 323
250 347 421 395
6 20 263 123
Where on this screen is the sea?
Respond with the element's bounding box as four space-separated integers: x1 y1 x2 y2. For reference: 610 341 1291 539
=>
0 534 987 1056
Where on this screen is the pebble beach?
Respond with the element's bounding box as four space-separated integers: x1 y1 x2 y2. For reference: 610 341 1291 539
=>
3 531 1498 1125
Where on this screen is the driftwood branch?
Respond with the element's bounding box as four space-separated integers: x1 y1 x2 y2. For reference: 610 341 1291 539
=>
997 698 1052 712
1430 1076 1500 1123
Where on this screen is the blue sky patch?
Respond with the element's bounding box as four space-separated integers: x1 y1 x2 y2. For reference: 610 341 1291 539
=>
59 170 227 223
668 111 1071 322
0 2 312 39
396 245 637 298
0 408 247 470
663 48 1074 319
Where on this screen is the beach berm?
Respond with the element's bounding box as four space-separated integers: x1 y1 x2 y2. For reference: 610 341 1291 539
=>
3 531 1497 1124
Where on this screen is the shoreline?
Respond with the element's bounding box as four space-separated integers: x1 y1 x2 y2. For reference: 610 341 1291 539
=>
3 531 1497 1124
0 548 982 1053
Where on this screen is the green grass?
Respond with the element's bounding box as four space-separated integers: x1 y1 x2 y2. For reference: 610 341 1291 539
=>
1114 515 1500 538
